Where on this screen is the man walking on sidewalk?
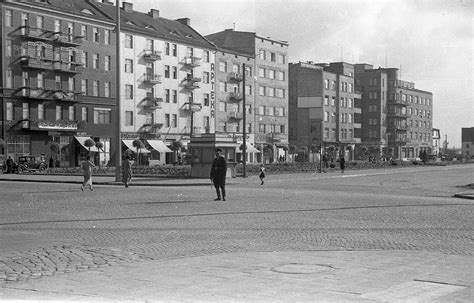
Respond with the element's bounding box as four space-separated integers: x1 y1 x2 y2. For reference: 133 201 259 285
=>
210 148 227 201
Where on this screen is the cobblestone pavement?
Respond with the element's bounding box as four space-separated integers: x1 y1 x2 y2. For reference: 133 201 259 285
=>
0 165 473 300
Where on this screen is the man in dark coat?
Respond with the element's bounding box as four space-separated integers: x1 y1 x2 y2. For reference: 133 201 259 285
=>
210 148 227 201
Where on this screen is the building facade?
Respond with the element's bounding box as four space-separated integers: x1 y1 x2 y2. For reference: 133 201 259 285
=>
206 29 289 163
0 0 117 167
289 62 362 161
355 64 433 159
461 127 474 158
90 1 217 164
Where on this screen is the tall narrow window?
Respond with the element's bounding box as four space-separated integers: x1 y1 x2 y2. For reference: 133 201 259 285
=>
37 73 44 89
105 55 111 71
104 29 110 44
81 107 88 121
38 104 44 120
146 39 153 51
69 106 75 120
6 102 14 120
125 34 133 48
93 54 99 69
6 39 12 57
6 69 12 88
104 82 110 98
56 105 62 120
81 25 87 40
172 114 177 128
22 103 29 128
125 85 133 99
93 27 99 42
5 9 13 27
92 80 99 96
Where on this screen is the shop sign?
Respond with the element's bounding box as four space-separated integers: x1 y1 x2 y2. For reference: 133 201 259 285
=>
210 63 215 118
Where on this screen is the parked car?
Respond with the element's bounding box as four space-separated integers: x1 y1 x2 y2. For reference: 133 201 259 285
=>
17 156 47 173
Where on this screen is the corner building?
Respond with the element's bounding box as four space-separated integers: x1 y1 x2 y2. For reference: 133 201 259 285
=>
206 29 289 163
355 64 433 159
91 1 216 164
289 62 362 161
0 0 118 167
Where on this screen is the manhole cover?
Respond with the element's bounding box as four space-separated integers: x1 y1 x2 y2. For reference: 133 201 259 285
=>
271 263 335 274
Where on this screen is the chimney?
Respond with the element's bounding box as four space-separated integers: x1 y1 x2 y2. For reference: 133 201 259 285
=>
122 2 133 11
149 9 160 19
176 18 190 26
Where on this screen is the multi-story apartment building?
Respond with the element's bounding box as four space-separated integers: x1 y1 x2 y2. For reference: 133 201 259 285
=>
355 64 433 159
90 1 217 164
289 62 362 161
461 127 474 158
0 0 117 167
206 29 289 163
432 128 441 156
209 46 260 163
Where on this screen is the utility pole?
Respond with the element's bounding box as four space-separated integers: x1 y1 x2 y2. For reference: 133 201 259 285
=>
242 63 247 178
114 0 122 182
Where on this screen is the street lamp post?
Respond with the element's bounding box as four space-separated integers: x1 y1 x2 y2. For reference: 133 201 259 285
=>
114 0 122 182
242 63 247 177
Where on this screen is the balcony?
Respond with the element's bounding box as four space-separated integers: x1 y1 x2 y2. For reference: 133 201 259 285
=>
184 81 200 90
142 74 162 85
54 33 84 46
185 75 202 83
139 123 163 133
142 97 163 110
19 88 52 100
388 111 407 118
21 57 54 70
184 56 201 67
227 111 243 120
20 26 54 41
228 92 243 102
29 119 78 131
53 61 84 74
143 50 162 61
229 72 243 82
52 90 78 102
183 103 202 112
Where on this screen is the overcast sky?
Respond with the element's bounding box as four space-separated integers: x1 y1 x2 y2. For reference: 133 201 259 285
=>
129 0 473 148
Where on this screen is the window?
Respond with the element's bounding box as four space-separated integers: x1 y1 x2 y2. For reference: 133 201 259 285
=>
125 59 133 73
104 29 110 44
369 104 378 112
276 88 285 98
270 52 276 62
277 54 285 64
37 104 45 120
81 107 88 121
172 90 177 103
94 108 111 124
324 111 329 121
203 93 209 106
172 66 177 79
265 106 274 116
125 84 133 99
331 96 336 106
348 113 353 123
275 107 284 117
172 114 177 128
37 73 44 89
56 105 62 120
165 42 170 55
267 69 275 79
6 39 12 57
5 9 13 27
203 72 209 84
369 118 377 126
259 49 266 60
165 89 170 103
125 111 133 126
172 44 177 56
324 128 329 138
164 65 170 78
93 27 99 42
83 52 88 68
331 80 336 90
245 85 252 95
259 86 265 96
81 79 88 95
204 50 210 63
81 25 87 40
6 102 14 120
105 55 111 71
277 71 285 81
219 101 226 112
93 54 99 69
219 81 226 92
331 112 336 122
348 98 353 108
6 69 12 88
69 106 75 120
259 124 265 132
219 61 227 72
258 67 265 78
266 87 275 97
324 79 329 89
92 80 99 96
22 103 29 128
165 114 170 127
348 83 353 93
104 81 111 98
125 34 133 48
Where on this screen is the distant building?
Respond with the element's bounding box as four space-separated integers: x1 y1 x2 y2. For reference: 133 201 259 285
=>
288 62 362 161
461 127 474 158
432 128 441 156
206 29 289 163
355 64 433 159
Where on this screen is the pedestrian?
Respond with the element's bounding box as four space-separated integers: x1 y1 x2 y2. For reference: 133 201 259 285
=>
259 164 266 185
322 153 329 172
6 156 14 174
122 155 133 188
339 155 346 173
81 155 95 191
210 148 227 201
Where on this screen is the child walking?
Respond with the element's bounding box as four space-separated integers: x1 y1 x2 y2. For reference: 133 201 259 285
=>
259 164 266 185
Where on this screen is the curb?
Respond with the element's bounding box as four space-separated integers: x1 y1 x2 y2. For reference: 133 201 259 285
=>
0 178 217 187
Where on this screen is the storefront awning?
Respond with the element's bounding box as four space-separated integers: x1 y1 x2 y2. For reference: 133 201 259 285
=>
239 143 260 153
122 139 151 153
74 136 100 152
147 140 172 153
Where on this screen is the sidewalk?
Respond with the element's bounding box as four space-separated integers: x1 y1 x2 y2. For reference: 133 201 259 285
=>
1 250 472 302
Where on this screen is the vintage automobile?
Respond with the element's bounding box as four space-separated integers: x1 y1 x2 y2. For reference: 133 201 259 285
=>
17 156 47 173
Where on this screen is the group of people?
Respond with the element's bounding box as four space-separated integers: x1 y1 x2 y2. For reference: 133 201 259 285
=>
322 153 346 173
80 155 133 191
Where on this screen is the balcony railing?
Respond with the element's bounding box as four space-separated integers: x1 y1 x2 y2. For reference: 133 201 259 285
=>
185 75 202 83
20 26 54 41
143 50 162 61
54 33 84 46
184 81 200 89
52 90 78 102
21 57 54 70
229 92 243 102
19 88 52 100
53 61 84 73
184 56 201 67
229 72 243 82
142 97 163 110
142 74 162 84
227 111 243 120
